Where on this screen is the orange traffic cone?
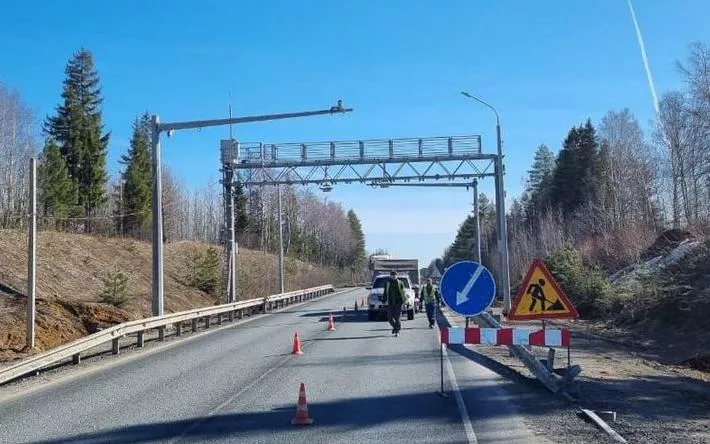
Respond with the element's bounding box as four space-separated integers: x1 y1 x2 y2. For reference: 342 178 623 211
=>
291 382 314 425
326 313 336 331
292 332 304 355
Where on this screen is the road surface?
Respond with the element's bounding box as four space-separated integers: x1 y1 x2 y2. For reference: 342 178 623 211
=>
0 288 550 444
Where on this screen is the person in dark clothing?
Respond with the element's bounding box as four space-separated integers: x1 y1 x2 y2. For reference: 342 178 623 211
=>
384 271 405 336
420 278 437 328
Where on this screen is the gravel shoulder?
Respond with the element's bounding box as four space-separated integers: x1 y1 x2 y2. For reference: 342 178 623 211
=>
446 309 710 444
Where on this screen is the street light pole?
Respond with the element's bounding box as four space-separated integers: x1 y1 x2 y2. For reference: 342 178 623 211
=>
150 101 352 316
461 92 511 316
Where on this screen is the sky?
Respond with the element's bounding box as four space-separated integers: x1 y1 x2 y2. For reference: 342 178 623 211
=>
2 0 710 267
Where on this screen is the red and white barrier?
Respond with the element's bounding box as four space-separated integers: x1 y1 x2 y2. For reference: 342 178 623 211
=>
440 327 570 347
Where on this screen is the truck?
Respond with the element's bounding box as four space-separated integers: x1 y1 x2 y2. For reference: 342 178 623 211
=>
366 257 420 322
368 257 420 285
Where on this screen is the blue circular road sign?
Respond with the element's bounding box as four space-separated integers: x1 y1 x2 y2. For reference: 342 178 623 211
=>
440 261 496 317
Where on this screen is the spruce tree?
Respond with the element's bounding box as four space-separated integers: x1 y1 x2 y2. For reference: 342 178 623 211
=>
526 144 556 194
234 181 249 237
44 48 110 229
119 113 152 237
346 209 367 271
550 120 602 218
38 139 78 225
525 144 556 222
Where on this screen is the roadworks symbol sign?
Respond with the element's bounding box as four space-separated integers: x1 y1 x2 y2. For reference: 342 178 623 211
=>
508 258 579 320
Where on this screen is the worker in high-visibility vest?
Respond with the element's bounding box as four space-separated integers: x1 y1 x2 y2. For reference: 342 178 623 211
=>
420 278 438 328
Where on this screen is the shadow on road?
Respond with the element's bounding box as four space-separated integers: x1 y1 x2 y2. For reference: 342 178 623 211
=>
30 387 557 444
310 335 389 341
299 310 371 323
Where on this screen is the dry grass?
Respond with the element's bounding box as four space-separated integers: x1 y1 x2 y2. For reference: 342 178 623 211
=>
0 230 352 362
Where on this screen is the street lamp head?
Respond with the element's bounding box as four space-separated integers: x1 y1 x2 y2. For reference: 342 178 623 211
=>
460 91 473 98
330 99 345 113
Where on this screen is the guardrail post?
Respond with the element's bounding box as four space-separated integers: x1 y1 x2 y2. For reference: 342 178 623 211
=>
137 331 145 347
237 310 243 319
158 326 165 341
192 318 198 333
112 338 120 355
204 316 210 329
228 311 234 322
175 323 182 337
72 353 81 365
217 313 223 325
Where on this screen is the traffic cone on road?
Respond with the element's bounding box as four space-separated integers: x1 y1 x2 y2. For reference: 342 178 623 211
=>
291 382 314 425
292 332 304 355
326 313 336 331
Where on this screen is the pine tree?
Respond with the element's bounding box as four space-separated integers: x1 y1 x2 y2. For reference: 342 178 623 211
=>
119 113 152 237
44 48 110 229
346 209 367 271
38 139 78 226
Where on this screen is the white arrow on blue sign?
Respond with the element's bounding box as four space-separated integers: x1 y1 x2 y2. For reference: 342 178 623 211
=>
440 261 496 317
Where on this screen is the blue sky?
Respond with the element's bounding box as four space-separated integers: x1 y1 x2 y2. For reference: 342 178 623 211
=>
2 1 710 266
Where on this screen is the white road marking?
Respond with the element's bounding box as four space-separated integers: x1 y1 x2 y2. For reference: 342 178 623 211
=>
456 265 484 305
442 344 478 444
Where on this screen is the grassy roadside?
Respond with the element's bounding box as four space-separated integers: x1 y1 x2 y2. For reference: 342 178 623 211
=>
0 230 353 362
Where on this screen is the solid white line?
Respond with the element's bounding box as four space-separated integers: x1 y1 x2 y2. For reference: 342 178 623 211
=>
442 344 478 444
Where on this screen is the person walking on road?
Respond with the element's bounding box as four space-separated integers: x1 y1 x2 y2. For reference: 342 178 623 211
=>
384 271 405 337
420 278 437 328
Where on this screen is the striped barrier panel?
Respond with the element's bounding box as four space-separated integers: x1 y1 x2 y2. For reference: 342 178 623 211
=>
440 327 570 347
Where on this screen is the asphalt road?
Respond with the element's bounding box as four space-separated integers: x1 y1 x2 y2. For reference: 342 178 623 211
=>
0 288 551 444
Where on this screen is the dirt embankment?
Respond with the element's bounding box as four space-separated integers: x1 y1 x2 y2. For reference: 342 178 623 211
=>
0 230 350 363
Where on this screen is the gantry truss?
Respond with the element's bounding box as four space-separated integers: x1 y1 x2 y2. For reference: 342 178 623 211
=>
220 135 495 186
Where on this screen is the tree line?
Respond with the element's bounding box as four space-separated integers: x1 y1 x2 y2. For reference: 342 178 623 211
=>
437 41 710 288
0 48 367 272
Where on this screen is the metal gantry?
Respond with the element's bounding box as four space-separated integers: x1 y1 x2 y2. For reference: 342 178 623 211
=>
222 135 493 187
220 132 510 307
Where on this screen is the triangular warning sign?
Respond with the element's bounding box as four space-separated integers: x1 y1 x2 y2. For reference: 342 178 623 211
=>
508 258 579 320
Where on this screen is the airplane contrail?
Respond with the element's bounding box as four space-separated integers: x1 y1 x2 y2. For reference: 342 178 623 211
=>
627 0 661 117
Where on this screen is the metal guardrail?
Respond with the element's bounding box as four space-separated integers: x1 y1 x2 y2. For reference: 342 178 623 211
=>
0 285 334 386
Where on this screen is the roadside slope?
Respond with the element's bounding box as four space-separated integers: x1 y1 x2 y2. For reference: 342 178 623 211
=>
0 229 349 361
